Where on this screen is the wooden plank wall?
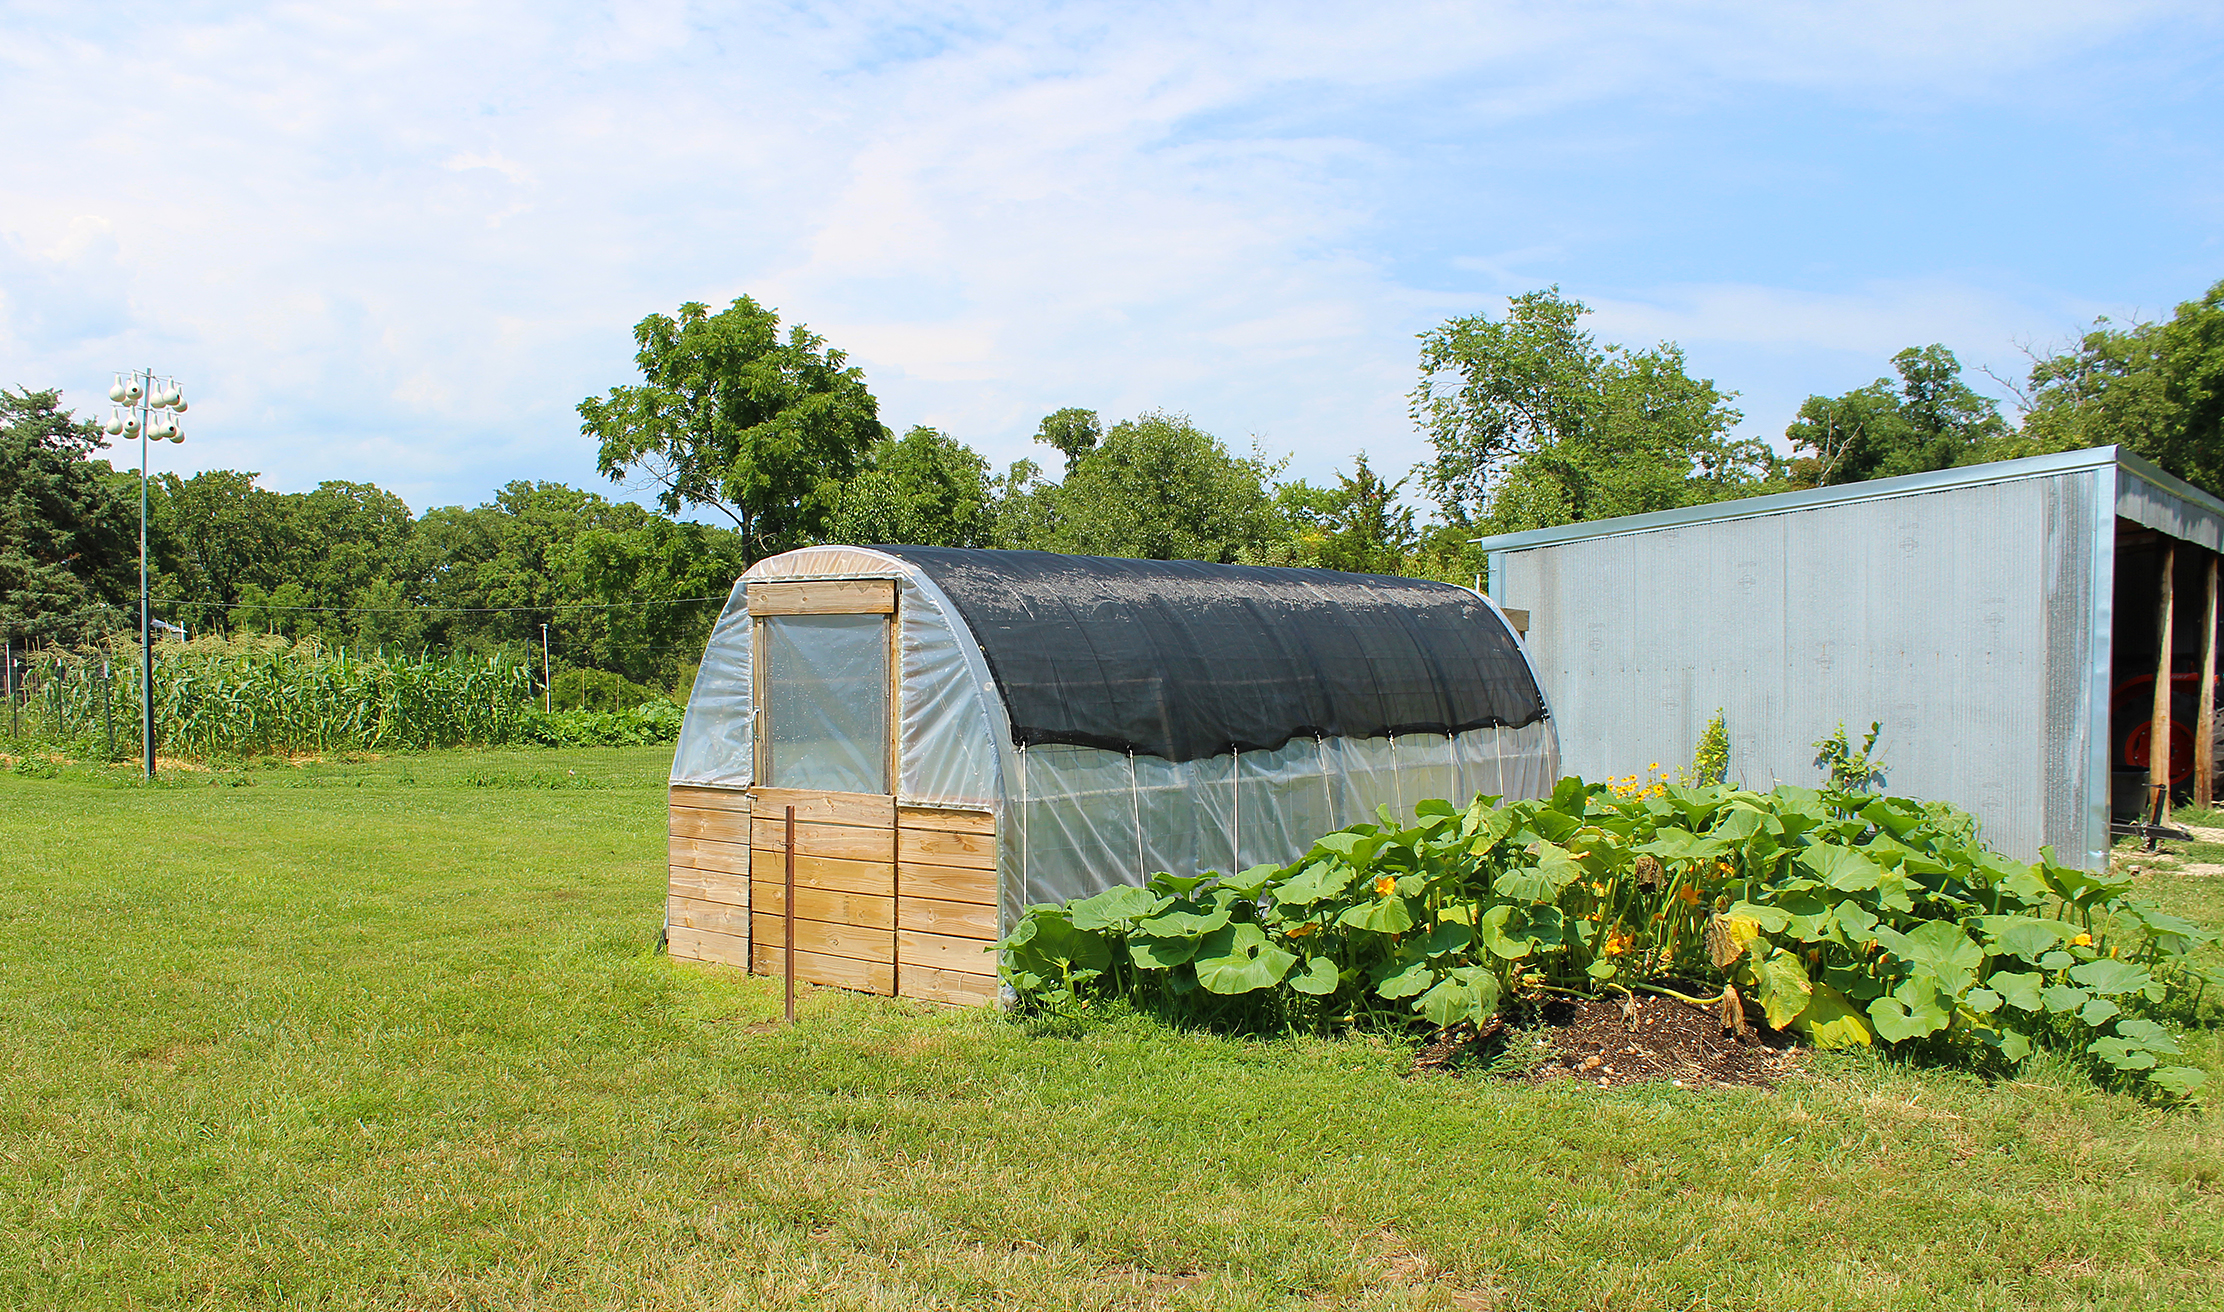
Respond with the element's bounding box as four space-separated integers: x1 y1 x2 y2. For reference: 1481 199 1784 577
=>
712 787 1000 1006
894 804 999 1004
666 785 752 968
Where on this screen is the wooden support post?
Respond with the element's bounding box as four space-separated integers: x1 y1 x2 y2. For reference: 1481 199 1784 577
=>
2201 556 2220 812
784 804 797 1024
2151 544 2178 830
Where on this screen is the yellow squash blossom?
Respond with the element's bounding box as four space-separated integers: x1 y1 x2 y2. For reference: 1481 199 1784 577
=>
1374 875 1398 898
2071 932 2093 947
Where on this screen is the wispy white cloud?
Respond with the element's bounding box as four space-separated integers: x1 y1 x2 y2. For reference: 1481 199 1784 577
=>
0 0 2215 508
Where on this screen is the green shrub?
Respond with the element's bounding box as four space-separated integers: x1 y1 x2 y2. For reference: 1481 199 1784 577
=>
518 701 684 748
999 778 2219 1100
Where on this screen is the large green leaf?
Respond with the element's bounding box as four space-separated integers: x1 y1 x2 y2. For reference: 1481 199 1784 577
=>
1976 915 2074 963
1312 830 1383 864
1868 979 1950 1042
1192 923 1297 995
1475 904 1564 959
1963 1018 2034 1062
2067 958 2156 998
1416 966 1502 1027
1709 805 1769 844
1831 900 1881 944
1372 958 1433 1000
2079 996 2122 1026
2146 1066 2208 1097
2111 1017 2183 1055
1986 970 2044 1012
1272 858 1357 907
1858 795 1928 840
2124 903 2216 957
1793 980 1875 1048
1067 885 1166 931
2040 984 2090 1014
1636 829 1728 863
1548 776 1593 815
1129 935 1199 969
1417 921 1473 958
1337 895 1416 934
1752 948 1814 1029
1796 845 1885 892
1465 800 1520 852
1872 920 1984 993
1527 810 1583 843
1137 903 1232 938
2087 1036 2157 1071
1218 864 1282 898
1288 957 1340 996
1492 841 1584 903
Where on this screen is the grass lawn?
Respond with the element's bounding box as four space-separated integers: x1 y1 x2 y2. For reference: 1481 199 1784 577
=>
3 748 2222 1310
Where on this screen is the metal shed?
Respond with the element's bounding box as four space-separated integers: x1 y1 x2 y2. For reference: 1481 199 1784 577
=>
1474 446 2224 870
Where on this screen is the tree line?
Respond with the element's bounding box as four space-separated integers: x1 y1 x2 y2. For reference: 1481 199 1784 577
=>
7 278 2220 690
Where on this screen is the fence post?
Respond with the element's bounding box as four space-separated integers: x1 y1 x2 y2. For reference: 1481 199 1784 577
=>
5 635 15 740
103 655 114 760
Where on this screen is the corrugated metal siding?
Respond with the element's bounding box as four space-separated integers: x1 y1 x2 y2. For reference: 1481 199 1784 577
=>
1499 472 2100 864
2118 460 2224 552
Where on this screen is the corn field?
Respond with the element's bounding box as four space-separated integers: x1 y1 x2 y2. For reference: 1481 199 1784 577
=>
5 636 538 758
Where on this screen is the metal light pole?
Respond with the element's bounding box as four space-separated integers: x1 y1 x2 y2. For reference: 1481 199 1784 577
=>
102 371 187 780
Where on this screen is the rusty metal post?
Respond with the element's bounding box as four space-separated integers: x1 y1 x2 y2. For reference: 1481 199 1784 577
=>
784 804 797 1024
2199 556 2219 812
2150 544 2178 841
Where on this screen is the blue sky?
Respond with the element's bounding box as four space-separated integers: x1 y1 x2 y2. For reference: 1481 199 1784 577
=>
3 1 2219 518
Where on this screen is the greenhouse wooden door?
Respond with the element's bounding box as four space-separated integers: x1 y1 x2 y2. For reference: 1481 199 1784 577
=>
740 579 1001 1005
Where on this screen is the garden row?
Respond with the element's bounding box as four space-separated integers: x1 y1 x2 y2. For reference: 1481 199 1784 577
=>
1000 777 2220 1099
5 637 684 759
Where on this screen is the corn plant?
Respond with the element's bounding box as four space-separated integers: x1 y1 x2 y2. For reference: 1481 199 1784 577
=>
16 636 540 757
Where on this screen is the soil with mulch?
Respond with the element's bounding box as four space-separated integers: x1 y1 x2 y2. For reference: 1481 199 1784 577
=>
1417 993 1797 1090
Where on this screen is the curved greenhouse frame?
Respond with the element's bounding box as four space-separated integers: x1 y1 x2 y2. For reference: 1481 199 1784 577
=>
665 545 1560 1005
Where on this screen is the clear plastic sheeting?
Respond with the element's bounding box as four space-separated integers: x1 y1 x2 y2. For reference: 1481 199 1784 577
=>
1005 720 1559 914
669 582 753 787
689 546 1007 809
673 545 1562 942
762 613 890 794
894 567 1004 808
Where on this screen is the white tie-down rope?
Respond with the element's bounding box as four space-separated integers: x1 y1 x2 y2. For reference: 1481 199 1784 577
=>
1391 732 1403 819
1019 741 1030 901
1316 734 1333 831
1128 748 1144 879
1231 746 1242 873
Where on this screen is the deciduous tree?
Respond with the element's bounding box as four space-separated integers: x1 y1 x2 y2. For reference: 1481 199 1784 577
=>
1785 345 2008 487
1411 288 1772 536
579 297 886 560
0 388 134 644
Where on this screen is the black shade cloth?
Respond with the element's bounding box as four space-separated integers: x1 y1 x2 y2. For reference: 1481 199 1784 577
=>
878 547 1547 763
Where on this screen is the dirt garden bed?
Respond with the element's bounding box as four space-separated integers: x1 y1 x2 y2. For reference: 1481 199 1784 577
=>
1419 993 1799 1090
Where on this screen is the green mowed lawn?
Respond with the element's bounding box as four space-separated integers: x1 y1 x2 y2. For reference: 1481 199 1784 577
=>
4 748 2222 1310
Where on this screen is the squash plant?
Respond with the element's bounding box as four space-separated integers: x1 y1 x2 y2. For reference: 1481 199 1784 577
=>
997 777 2219 1099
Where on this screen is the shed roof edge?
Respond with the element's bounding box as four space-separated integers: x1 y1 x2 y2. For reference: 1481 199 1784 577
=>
1466 446 2221 553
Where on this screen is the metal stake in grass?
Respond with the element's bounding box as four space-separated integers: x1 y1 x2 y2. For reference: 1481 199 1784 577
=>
785 804 797 1024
